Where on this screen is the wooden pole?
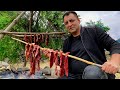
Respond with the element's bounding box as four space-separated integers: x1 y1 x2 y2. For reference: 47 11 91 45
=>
29 11 33 32
0 11 26 39
12 34 63 38
11 37 101 67
0 31 66 35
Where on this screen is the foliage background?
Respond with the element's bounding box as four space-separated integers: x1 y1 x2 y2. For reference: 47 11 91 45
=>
0 11 110 63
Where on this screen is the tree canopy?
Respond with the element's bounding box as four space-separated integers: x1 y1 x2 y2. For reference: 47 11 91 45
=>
86 19 110 32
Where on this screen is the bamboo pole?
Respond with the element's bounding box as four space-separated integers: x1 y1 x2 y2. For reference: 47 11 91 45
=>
0 11 26 39
11 37 101 67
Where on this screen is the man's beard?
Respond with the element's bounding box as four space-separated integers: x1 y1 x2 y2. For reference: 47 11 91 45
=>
69 28 76 34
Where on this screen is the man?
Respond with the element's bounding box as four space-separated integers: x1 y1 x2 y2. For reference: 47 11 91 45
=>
61 11 120 79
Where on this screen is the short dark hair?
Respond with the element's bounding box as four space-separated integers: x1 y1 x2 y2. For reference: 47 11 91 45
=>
63 11 79 20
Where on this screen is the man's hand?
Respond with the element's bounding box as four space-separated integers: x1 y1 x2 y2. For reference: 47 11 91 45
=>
101 60 119 74
101 54 120 74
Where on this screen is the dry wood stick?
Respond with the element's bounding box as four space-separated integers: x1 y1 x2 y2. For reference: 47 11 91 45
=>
12 34 63 38
0 31 65 35
11 37 101 67
0 11 26 39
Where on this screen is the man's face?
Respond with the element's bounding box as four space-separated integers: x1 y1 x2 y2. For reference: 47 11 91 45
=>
63 13 80 34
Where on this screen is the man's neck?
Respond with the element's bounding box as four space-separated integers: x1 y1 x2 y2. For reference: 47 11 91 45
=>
72 27 81 37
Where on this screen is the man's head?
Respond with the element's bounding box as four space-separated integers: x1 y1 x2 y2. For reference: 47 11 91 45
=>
63 11 81 36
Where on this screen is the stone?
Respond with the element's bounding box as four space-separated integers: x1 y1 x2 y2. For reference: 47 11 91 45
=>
42 66 51 75
0 61 9 68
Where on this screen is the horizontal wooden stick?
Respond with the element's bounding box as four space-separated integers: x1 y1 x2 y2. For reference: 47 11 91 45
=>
12 34 63 38
0 31 65 35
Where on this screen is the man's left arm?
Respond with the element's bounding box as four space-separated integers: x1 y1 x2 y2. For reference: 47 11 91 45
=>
102 53 120 74
95 26 120 74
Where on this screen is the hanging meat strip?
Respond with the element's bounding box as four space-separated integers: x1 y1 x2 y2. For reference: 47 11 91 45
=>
41 34 44 43
24 43 41 75
23 34 29 43
45 34 49 46
53 50 59 76
38 34 42 43
30 34 33 43
29 54 35 75
34 45 41 71
36 34 39 45
64 52 70 77
28 44 35 75
42 48 55 68
59 51 70 77
31 44 41 75
25 44 30 60
59 51 65 77
49 49 54 68
24 35 30 67
54 50 59 65
34 34 36 44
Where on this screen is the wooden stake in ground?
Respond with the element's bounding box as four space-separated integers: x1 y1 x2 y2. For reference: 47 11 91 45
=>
0 11 26 39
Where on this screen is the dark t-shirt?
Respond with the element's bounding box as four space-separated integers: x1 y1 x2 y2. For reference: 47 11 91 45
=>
69 35 92 74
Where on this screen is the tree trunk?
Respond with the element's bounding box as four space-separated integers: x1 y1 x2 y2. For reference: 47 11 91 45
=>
29 11 33 32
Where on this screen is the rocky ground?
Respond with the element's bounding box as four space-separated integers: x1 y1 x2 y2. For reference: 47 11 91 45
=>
0 60 59 79
0 59 120 79
0 50 120 79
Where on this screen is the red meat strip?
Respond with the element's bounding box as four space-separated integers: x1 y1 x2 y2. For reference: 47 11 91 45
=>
64 52 70 77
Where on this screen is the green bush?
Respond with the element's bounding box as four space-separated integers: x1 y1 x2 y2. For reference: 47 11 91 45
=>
0 36 24 63
0 11 24 63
